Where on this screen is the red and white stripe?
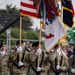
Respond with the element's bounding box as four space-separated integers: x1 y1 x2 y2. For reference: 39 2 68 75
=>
20 0 39 18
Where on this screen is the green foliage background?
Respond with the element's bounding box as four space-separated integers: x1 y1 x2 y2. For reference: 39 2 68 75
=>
0 4 40 43
66 26 75 42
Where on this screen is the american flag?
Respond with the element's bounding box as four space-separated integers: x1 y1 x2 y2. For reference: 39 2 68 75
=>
20 0 39 18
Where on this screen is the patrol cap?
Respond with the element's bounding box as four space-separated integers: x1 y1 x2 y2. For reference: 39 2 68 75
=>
16 40 24 45
0 42 6 48
32 41 42 47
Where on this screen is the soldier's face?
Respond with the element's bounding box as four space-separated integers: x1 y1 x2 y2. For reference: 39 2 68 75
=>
39 44 42 49
1 45 7 51
35 44 42 50
29 43 32 48
18 43 23 46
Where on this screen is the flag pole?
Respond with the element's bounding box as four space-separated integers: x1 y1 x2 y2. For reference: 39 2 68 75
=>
19 14 22 62
56 0 62 68
38 20 42 67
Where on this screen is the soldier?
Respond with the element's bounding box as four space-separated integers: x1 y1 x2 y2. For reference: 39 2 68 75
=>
10 40 28 75
69 44 75 75
25 41 33 52
0 42 10 75
25 41 50 75
48 44 69 75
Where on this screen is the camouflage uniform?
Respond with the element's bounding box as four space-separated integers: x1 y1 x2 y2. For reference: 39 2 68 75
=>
69 55 75 75
48 50 69 75
10 49 28 75
25 51 50 75
0 52 10 75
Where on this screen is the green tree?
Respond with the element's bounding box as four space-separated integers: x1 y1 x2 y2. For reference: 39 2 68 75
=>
0 32 6 39
66 26 75 42
26 30 39 40
0 4 33 32
11 28 39 40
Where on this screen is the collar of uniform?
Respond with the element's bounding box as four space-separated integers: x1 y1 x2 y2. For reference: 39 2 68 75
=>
0 50 6 56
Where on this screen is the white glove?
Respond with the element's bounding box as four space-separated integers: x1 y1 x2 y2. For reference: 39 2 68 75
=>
17 46 22 52
37 48 42 54
18 61 23 66
37 67 41 72
71 68 75 73
56 65 60 70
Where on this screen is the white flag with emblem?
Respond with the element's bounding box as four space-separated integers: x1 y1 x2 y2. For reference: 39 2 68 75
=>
45 17 66 51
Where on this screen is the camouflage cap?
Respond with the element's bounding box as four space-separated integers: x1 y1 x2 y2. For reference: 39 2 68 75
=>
0 42 6 48
16 40 24 45
32 41 42 47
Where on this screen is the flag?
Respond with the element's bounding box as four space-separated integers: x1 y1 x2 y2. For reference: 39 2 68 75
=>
20 0 39 18
45 17 66 51
61 0 74 28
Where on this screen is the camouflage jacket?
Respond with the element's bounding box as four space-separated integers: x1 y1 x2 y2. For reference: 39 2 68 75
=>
25 51 50 75
48 52 69 75
10 49 28 74
0 52 9 75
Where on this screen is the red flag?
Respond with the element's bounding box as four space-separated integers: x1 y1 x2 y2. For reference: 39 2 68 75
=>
20 0 38 18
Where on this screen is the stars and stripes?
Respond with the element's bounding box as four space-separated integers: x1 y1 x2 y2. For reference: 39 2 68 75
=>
20 0 67 51
20 0 38 18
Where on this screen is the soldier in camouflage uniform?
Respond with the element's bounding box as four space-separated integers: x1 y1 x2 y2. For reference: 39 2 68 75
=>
69 44 75 75
47 44 69 75
10 40 28 75
0 42 10 75
25 41 50 75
